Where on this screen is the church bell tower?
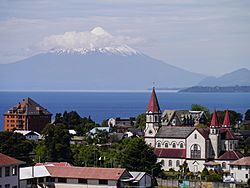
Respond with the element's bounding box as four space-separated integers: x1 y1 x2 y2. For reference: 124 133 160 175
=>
144 87 161 147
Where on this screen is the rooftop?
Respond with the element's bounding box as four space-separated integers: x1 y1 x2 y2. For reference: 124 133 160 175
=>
156 126 195 138
154 148 186 158
218 151 244 160
229 157 250 166
0 152 25 166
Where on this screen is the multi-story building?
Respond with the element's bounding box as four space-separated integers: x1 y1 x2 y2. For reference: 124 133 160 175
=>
144 88 243 173
228 157 250 183
0 152 25 188
4 97 52 133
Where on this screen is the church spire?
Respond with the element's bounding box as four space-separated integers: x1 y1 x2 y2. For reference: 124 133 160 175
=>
223 110 230 128
147 87 161 113
210 110 219 127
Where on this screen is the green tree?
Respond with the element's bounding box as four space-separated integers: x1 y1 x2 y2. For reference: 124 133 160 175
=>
73 145 101 167
244 137 250 155
34 142 48 163
245 109 250 121
135 113 146 128
42 124 72 162
0 131 34 165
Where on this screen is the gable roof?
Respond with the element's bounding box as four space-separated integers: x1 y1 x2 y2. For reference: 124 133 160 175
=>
46 166 126 180
220 128 236 140
223 110 230 127
147 87 160 113
197 128 210 139
156 126 195 138
0 152 25 166
14 130 40 136
218 151 244 160
229 157 250 166
5 97 51 116
210 111 219 127
154 148 186 158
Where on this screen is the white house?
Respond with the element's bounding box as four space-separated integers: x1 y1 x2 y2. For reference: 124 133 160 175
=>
128 172 152 188
144 88 243 173
228 157 250 183
14 130 41 141
0 152 25 188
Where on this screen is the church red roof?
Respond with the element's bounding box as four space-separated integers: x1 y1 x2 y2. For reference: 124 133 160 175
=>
220 128 236 140
154 148 186 158
147 87 160 113
210 111 219 127
223 110 230 127
218 151 243 160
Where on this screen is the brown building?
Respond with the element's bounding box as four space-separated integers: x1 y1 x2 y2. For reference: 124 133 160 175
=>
4 97 52 133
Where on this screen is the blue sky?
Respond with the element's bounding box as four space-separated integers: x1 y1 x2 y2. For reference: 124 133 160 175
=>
0 0 250 76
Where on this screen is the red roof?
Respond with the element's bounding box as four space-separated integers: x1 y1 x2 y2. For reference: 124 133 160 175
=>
35 162 72 167
223 110 230 127
229 157 250 166
154 148 186 158
0 152 25 166
210 111 219 127
46 166 126 180
147 87 160 113
218 151 244 160
220 128 236 140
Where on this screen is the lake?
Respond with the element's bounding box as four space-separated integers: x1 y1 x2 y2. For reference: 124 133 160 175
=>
0 91 249 130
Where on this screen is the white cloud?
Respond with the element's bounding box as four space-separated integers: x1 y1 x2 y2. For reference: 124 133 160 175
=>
34 27 143 52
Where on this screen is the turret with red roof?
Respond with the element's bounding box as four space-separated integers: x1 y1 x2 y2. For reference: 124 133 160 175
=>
222 110 231 128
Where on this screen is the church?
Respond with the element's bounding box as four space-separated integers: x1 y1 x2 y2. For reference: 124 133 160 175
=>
144 88 243 173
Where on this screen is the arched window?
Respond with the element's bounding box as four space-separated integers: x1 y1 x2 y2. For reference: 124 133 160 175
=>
222 162 226 169
157 142 161 148
169 160 172 167
194 134 197 139
191 144 201 159
172 143 176 148
165 143 168 148
180 143 184 148
176 160 180 167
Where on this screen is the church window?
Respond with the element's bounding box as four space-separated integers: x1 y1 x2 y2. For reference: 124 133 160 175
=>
191 144 201 159
165 143 168 148
194 134 197 139
149 130 153 134
176 160 180 167
172 143 176 148
230 143 233 150
157 142 161 148
222 162 226 169
155 115 158 122
169 160 172 167
224 144 227 150
180 143 184 148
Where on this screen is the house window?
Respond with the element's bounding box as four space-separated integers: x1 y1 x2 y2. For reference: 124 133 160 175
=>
99 180 108 185
180 143 184 148
0 167 2 177
194 134 197 139
238 166 241 170
222 162 226 169
246 174 248 179
172 143 176 148
78 179 87 184
12 166 17 176
12 186 17 188
58 178 67 183
176 160 180 167
5 185 10 188
191 144 201 159
161 160 165 166
157 142 161 148
169 160 172 167
165 143 168 148
5 167 10 176
38 177 44 183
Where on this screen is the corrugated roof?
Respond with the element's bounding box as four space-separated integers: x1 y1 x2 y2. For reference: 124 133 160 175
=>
147 87 161 113
46 166 126 180
229 157 250 166
0 152 25 166
156 126 195 138
218 151 243 160
154 148 186 158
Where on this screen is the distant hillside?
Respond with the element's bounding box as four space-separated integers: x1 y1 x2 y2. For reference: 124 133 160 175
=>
179 86 250 93
0 50 206 91
198 68 250 86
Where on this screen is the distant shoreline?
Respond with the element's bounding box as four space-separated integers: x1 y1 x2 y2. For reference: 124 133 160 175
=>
179 86 250 93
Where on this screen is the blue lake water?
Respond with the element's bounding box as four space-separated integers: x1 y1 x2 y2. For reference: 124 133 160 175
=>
0 91 250 130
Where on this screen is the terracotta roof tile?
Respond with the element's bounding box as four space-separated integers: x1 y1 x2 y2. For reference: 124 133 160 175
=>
147 87 161 113
46 166 126 180
0 152 25 166
154 148 186 158
218 151 244 160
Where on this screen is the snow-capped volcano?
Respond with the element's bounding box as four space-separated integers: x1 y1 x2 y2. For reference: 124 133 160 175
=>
36 27 140 56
